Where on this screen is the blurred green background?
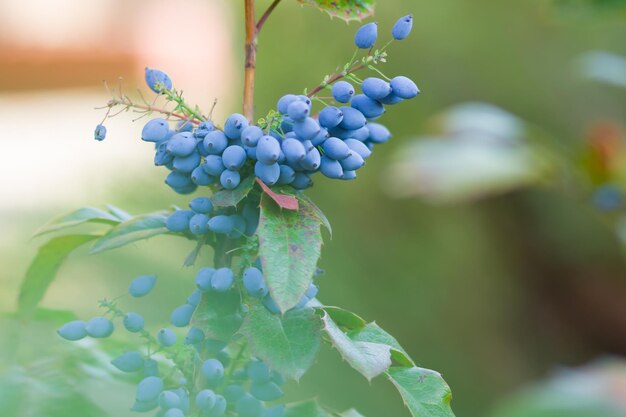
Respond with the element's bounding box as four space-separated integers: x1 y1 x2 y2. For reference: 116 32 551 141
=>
1 0 626 416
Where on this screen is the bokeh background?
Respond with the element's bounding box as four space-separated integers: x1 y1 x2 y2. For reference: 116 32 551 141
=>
1 0 626 416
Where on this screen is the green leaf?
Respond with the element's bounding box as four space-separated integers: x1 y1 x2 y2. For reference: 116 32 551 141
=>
90 212 169 254
258 194 323 312
18 234 101 318
211 175 256 208
299 195 332 236
33 207 120 237
340 410 367 417
387 367 456 417
322 306 367 330
106 204 133 221
240 304 321 381
285 400 333 417
297 0 375 22
193 291 243 342
321 312 392 381
348 323 414 366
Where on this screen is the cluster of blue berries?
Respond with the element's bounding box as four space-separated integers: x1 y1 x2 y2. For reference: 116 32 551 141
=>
130 14 417 194
165 196 259 238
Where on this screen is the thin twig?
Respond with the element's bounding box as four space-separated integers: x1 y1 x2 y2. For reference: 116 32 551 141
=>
256 0 282 32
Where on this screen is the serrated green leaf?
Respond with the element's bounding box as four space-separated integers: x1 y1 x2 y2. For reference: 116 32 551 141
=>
90 212 168 254
349 323 414 366
33 207 120 237
211 175 256 208
258 194 323 312
285 399 333 417
193 291 243 342
299 195 332 237
387 367 456 417
240 304 321 381
321 312 392 381
18 234 101 318
321 306 366 330
297 0 375 22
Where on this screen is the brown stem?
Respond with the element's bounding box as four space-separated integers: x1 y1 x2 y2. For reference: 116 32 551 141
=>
243 0 257 122
307 63 366 98
256 0 282 32
105 99 201 124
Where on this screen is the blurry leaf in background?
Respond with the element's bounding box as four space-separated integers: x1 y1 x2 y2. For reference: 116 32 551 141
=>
577 51 626 89
18 234 101 318
89 212 169 254
33 207 121 238
297 0 375 22
490 358 626 417
384 103 546 204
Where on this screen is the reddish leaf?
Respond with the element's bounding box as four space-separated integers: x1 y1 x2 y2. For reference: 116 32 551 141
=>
256 178 299 210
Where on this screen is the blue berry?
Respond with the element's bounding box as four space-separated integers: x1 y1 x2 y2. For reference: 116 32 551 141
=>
250 381 283 402
112 351 144 372
256 136 281 165
191 166 214 186
282 138 306 164
305 283 319 299
170 304 195 327
362 77 392 100
339 107 367 130
176 120 194 132
166 132 197 157
136 376 164 402
155 142 174 166
255 162 281 186
243 267 268 298
195 389 216 410
293 117 321 141
129 275 157 297
185 326 205 345
392 14 413 40
195 121 215 138
319 106 344 129
320 156 344 179
189 213 210 235
344 139 372 158
222 145 247 170
301 148 322 171
173 152 201 173
123 312 145 333
157 328 177 347
223 385 246 403
196 267 215 291
94 124 106 141
291 172 313 189
287 100 310 122
277 94 299 114
143 358 159 377
187 289 202 307
247 361 271 382
164 408 184 417
203 155 226 177
311 128 330 146
242 126 264 146
342 170 357 180
166 210 193 233
332 81 355 103
224 113 249 139
368 123 391 143
236 394 263 417
189 197 213 214
277 165 296 185
390 76 419 99
201 359 225 382
220 170 241 190
339 152 365 171
211 268 234 292
159 391 182 410
207 395 227 417
351 94 385 119
355 22 378 49
57 320 87 341
323 137 351 160
203 131 229 155
208 215 235 234
86 317 114 338
379 92 404 105
166 171 194 190
145 68 172 93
